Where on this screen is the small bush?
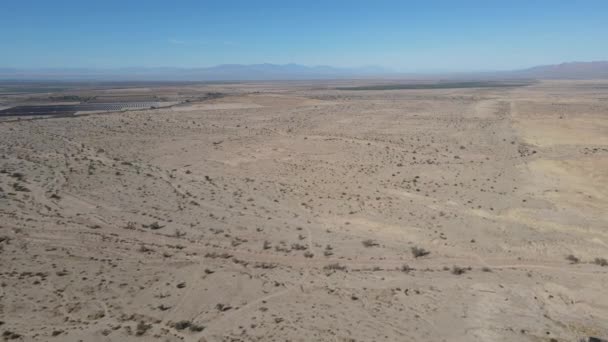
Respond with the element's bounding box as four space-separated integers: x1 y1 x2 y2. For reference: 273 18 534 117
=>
593 258 608 267
362 239 379 247
291 243 308 250
189 323 205 332
400 264 413 273
204 252 232 259
324 263 347 271
138 245 152 253
411 246 430 258
215 303 232 311
135 321 152 336
143 221 164 230
2 330 22 339
12 183 30 192
451 266 469 275
566 254 580 264
173 320 191 330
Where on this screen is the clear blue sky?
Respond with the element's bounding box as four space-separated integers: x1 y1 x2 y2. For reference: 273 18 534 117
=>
1 0 607 71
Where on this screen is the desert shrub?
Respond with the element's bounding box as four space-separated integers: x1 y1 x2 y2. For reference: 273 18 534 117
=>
138 245 152 253
2 330 22 339
135 321 152 336
12 183 30 192
566 254 580 264
411 246 430 258
291 243 308 250
400 264 413 273
593 258 608 267
204 252 233 259
362 239 379 247
324 263 347 271
142 221 164 230
189 323 205 332
173 320 191 330
451 266 469 275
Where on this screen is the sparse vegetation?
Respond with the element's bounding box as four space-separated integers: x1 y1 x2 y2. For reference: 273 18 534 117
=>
143 221 164 230
451 266 470 275
566 254 580 264
291 243 308 250
2 74 606 340
2 330 22 340
171 320 204 332
411 246 430 258
12 183 29 192
205 252 233 259
215 303 232 311
324 263 347 271
362 239 379 247
593 258 608 267
135 321 152 336
400 264 413 273
138 244 153 253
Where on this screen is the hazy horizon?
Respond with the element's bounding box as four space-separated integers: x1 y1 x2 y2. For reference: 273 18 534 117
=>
2 0 607 72
1 60 606 72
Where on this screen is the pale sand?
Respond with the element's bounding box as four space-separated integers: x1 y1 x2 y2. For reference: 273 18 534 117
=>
0 80 607 341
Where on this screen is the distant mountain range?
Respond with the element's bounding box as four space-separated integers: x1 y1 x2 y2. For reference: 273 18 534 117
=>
1 61 607 81
0 64 393 81
508 61 608 79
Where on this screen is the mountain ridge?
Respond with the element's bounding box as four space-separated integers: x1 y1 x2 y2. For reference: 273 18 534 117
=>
510 61 608 79
1 61 607 81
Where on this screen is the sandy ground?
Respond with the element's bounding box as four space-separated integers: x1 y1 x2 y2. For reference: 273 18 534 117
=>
0 80 607 341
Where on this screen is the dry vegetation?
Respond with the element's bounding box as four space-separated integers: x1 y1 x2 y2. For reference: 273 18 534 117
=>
0 80 607 341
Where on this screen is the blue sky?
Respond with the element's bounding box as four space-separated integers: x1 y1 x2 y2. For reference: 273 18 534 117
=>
1 0 607 71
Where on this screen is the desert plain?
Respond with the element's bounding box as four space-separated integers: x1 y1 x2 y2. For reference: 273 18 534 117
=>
0 80 607 341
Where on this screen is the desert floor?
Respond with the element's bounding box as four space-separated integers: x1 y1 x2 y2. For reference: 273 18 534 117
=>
1 80 607 341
